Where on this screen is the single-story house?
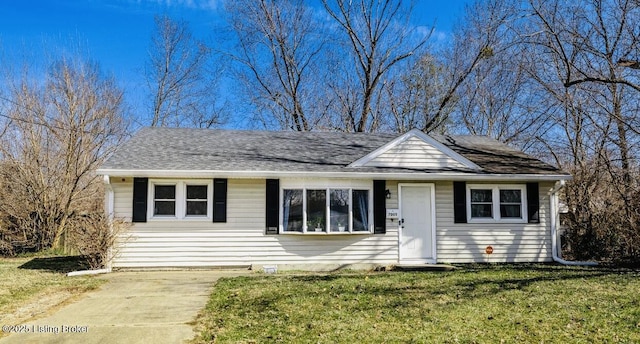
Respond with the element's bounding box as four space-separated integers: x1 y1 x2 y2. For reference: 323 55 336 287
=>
97 127 571 269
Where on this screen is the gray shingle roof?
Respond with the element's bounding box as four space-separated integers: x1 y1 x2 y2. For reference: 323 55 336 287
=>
99 127 566 176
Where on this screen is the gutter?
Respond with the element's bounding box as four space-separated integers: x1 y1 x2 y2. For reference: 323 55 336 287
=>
549 180 597 266
96 168 572 182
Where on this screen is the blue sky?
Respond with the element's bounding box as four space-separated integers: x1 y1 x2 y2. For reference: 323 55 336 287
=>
0 0 470 121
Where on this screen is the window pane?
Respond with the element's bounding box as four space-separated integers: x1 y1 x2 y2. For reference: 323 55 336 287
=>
154 201 175 215
155 185 175 199
500 190 521 203
307 189 326 232
470 189 492 202
187 185 207 200
186 201 207 216
353 190 369 231
500 205 522 218
471 204 492 218
283 189 303 232
330 189 349 232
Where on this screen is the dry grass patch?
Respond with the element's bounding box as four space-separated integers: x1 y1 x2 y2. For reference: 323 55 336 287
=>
0 255 104 335
192 264 640 343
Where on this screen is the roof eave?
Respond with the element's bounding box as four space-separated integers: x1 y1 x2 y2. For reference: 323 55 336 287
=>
97 168 572 181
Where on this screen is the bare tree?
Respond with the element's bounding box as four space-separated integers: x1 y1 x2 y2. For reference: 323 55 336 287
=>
322 0 429 132
422 0 526 136
382 54 451 133
453 41 556 149
0 58 128 254
146 15 225 128
520 0 640 261
224 0 327 131
526 0 640 179
378 0 530 136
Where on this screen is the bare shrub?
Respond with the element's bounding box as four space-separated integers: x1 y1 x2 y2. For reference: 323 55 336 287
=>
563 162 640 263
66 213 130 270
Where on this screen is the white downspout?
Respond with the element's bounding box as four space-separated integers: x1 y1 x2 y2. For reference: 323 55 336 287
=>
103 175 115 273
549 180 597 266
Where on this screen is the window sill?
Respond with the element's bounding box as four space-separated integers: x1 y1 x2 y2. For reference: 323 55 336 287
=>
280 231 372 235
149 215 177 220
149 216 212 221
467 218 527 224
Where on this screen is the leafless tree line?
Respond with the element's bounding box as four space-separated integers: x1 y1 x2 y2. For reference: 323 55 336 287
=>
1 0 639 263
222 0 431 132
221 0 640 261
0 58 129 266
450 0 640 261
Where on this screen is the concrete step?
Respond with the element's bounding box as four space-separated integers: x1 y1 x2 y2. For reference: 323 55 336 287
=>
392 264 456 272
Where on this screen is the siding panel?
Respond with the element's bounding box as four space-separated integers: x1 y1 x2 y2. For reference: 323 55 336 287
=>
434 181 553 263
110 177 554 267
364 137 467 169
112 178 398 268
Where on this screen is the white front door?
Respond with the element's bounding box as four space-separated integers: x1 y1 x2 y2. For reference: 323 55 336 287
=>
399 184 436 263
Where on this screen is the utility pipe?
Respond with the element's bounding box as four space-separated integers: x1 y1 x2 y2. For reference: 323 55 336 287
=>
67 269 110 277
549 180 597 266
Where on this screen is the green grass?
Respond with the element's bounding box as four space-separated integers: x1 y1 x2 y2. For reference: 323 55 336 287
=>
0 255 104 333
192 265 640 343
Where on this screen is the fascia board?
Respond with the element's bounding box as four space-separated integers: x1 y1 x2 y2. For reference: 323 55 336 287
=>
96 168 571 181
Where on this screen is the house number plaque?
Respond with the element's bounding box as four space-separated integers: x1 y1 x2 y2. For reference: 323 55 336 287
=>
386 209 399 219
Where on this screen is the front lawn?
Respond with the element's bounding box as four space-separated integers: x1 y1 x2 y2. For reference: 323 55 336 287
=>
193 264 640 343
0 255 104 334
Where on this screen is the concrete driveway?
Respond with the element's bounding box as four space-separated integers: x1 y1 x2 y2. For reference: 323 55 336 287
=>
0 270 247 344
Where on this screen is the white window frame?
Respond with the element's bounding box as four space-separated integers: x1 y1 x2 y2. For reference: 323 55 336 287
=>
151 182 177 218
184 183 212 218
466 184 527 223
148 179 213 220
279 179 373 235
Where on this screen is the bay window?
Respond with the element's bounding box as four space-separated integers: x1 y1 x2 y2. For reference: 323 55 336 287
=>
282 186 372 234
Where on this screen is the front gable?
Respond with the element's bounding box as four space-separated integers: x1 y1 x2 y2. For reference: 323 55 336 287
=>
349 129 480 170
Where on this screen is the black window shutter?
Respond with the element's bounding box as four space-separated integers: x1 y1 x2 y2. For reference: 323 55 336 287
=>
453 181 467 223
132 177 148 223
213 179 227 223
265 179 279 235
527 182 540 223
373 180 386 234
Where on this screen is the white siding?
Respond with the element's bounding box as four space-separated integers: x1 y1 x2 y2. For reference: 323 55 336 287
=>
110 178 398 268
363 137 467 169
110 177 553 268
387 180 552 263
431 181 553 263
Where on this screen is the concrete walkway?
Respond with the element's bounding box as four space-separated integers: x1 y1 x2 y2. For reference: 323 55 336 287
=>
0 270 248 344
